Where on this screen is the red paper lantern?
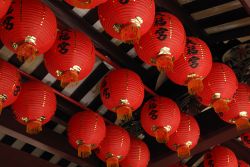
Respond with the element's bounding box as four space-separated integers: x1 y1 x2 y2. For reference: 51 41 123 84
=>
240 132 250 148
44 29 95 87
140 96 181 143
218 83 250 130
68 110 106 158
166 37 212 94
0 60 21 113
100 69 144 121
0 0 57 60
12 81 56 134
204 146 238 167
98 0 155 43
120 137 150 167
134 12 186 71
197 63 238 113
238 160 250 167
65 0 107 9
167 113 200 159
96 125 130 167
0 0 11 19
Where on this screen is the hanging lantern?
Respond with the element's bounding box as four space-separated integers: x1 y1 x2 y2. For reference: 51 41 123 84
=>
166 113 200 159
166 37 212 94
65 0 107 9
240 132 250 148
0 0 11 19
12 81 56 134
120 137 150 167
96 125 130 167
98 0 155 43
68 110 106 158
140 96 181 143
204 146 238 167
218 83 250 130
0 0 57 60
0 60 21 114
238 160 250 167
44 29 95 87
134 12 186 71
197 63 238 113
100 69 144 121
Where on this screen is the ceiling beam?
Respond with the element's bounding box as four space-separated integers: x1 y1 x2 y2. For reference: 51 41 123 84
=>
0 110 96 167
148 125 250 167
0 142 60 167
239 0 250 15
223 139 250 164
210 25 250 42
41 0 157 89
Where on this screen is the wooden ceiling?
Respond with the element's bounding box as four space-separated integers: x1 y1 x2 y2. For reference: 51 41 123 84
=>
0 0 249 167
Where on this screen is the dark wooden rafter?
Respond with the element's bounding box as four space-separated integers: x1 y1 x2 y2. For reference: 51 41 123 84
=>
210 25 250 42
239 0 250 15
0 142 60 167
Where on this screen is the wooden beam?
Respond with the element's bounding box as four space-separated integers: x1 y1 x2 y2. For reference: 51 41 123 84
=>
148 125 250 167
223 139 250 164
210 25 250 42
0 109 96 167
0 142 59 167
239 0 250 15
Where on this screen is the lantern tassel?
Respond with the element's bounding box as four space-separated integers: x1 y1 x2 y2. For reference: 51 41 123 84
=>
72 0 91 8
156 54 173 72
120 23 141 43
60 70 79 88
16 43 37 61
106 157 119 167
177 145 190 159
235 117 250 131
26 120 42 135
116 105 133 122
187 78 204 95
212 99 229 113
155 127 169 143
78 144 92 158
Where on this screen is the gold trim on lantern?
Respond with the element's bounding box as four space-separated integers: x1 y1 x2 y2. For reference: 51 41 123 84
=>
56 65 81 77
12 36 37 50
212 93 221 100
151 125 172 132
120 99 129 105
113 16 143 33
239 111 248 117
0 94 7 101
158 47 172 56
105 153 123 160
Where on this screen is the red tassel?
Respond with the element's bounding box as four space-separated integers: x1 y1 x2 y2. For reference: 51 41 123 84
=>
120 23 141 43
106 157 119 167
155 54 173 72
26 120 42 135
71 0 91 8
212 99 229 113
59 70 79 88
155 127 169 143
187 78 204 95
78 144 92 158
235 117 250 131
116 105 132 122
16 43 37 61
177 145 190 159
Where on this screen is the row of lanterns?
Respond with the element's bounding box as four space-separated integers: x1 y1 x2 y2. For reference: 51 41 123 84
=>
0 0 249 167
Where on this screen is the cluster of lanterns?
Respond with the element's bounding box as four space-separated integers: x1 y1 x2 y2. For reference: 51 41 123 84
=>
0 0 249 167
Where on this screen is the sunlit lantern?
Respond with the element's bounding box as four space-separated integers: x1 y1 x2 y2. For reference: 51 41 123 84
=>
65 0 107 9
